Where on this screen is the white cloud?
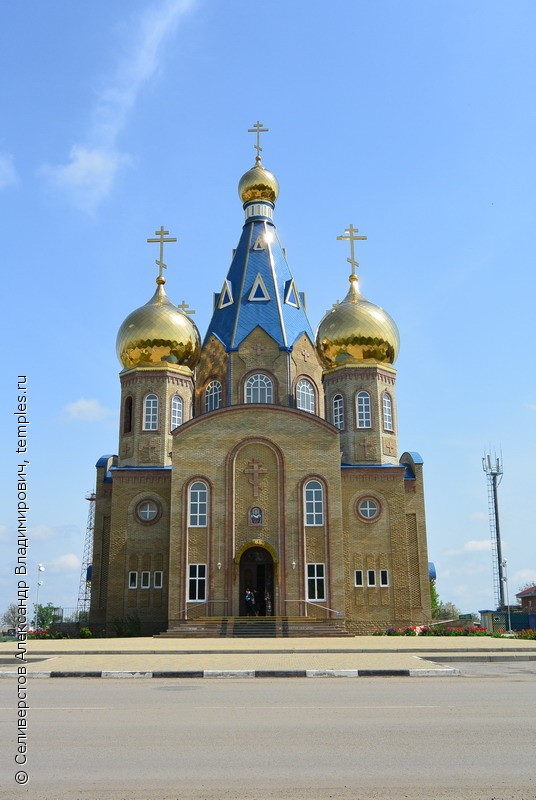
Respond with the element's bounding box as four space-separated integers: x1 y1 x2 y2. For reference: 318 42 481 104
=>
30 525 57 541
64 397 113 422
0 525 10 543
48 554 81 573
513 569 536 587
463 540 492 553
469 512 488 521
0 153 17 189
41 0 196 211
41 146 131 213
444 539 492 557
524 403 536 412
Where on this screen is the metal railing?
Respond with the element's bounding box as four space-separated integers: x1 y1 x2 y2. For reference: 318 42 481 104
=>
175 599 228 620
284 599 343 617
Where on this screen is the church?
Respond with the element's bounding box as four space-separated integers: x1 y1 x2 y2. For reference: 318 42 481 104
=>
89 125 432 635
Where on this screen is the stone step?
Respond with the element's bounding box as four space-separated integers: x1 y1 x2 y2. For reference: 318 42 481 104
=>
158 616 351 638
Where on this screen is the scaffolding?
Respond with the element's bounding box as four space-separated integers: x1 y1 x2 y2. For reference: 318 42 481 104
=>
482 453 504 608
77 492 95 618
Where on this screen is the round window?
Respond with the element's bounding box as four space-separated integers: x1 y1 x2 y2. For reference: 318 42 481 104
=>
357 498 380 521
137 500 159 523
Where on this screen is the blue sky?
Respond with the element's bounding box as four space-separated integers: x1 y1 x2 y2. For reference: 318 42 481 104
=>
2 0 535 620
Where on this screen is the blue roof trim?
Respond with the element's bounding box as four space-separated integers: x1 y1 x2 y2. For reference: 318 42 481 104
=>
110 466 172 471
203 218 315 350
404 451 424 465
428 562 436 581
95 455 116 468
341 463 399 469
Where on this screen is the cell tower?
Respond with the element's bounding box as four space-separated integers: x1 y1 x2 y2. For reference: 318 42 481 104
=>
77 492 95 619
482 452 504 608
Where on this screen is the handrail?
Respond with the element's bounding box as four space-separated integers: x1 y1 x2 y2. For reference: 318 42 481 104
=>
284 599 343 617
176 599 228 620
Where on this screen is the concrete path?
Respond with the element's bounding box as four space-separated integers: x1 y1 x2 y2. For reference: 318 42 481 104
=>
1 635 535 678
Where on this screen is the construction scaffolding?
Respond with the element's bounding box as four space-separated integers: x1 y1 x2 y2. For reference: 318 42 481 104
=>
77 492 95 619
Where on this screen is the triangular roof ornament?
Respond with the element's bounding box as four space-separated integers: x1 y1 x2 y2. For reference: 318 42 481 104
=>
284 279 300 308
248 273 270 302
218 279 234 309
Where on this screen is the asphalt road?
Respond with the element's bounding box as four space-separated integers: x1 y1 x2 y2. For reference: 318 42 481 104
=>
1 668 535 800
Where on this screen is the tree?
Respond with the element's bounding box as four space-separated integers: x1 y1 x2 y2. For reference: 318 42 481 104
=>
34 603 55 630
437 601 461 621
430 580 460 621
430 580 440 619
1 603 19 629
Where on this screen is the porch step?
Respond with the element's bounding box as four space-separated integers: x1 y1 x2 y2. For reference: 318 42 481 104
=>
158 616 351 638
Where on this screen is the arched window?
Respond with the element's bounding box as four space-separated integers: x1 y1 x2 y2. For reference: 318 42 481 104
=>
171 395 183 430
356 391 371 429
245 373 273 404
304 480 324 526
143 394 158 430
123 396 133 434
205 380 222 412
296 379 315 413
189 481 208 527
332 394 344 430
383 392 393 431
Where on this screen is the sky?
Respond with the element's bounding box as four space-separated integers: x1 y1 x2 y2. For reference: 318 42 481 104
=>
1 0 535 621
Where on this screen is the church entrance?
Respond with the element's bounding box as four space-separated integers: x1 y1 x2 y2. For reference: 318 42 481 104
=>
239 546 274 616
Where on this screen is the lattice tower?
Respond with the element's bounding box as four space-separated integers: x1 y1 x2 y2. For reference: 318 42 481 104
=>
482 453 504 608
77 492 95 618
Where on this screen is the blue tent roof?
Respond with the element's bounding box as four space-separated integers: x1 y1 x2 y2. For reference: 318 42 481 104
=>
203 214 314 350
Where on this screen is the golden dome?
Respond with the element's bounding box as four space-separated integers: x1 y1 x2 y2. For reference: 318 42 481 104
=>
238 160 279 204
116 281 201 370
316 275 399 368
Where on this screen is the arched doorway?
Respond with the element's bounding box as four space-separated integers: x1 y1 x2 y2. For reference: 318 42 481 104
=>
239 546 274 617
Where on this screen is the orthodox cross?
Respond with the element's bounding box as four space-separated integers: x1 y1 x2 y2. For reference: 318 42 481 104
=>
147 226 177 280
178 300 196 316
244 459 268 498
253 343 265 356
301 349 310 362
248 121 269 161
337 224 367 277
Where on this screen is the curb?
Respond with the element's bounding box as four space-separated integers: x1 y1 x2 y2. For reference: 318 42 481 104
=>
0 667 460 679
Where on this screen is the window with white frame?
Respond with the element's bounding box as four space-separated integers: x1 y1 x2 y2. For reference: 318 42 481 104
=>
356 391 371 428
380 569 389 587
205 380 222 412
383 392 393 431
137 500 159 523
141 571 150 589
154 571 163 589
189 482 208 527
304 480 324 526
307 563 326 601
357 498 380 520
245 373 273 404
143 394 158 430
296 379 315 413
367 569 376 587
128 571 137 589
171 395 183 430
188 564 206 601
332 394 344 430
354 570 364 587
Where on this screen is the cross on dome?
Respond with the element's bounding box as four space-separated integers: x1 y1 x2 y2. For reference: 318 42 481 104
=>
337 224 367 278
248 120 269 162
147 226 177 283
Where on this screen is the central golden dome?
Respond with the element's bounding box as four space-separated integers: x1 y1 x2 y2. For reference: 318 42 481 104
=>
316 275 399 367
238 160 279 204
116 281 201 370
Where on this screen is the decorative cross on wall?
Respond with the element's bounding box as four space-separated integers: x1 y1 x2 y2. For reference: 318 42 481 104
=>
244 459 268 497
